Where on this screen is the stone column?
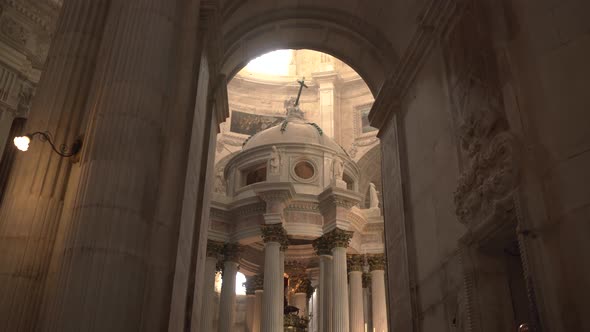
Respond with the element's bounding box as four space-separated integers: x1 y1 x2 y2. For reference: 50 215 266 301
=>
369 254 387 332
348 255 364 332
330 229 354 332
218 243 241 332
314 236 333 332
261 224 287 332
253 275 264 332
244 274 262 332
279 241 288 329
246 294 256 332
38 1 180 330
362 273 373 332
200 241 224 332
291 274 312 318
0 1 110 330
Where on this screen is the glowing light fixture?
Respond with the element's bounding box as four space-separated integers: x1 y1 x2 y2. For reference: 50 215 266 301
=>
14 131 82 157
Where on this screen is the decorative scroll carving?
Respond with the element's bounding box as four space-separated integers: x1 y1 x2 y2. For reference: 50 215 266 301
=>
347 254 363 272
447 2 520 230
260 223 287 244
368 253 386 271
1 17 29 45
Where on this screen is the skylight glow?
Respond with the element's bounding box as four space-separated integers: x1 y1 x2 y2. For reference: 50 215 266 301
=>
245 50 292 76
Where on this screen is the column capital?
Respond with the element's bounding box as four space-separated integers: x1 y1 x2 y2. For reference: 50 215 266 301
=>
312 235 333 256
244 275 260 295
326 228 354 248
222 242 243 263
362 272 372 288
261 223 288 244
347 254 363 272
254 274 264 291
368 253 386 271
206 240 225 258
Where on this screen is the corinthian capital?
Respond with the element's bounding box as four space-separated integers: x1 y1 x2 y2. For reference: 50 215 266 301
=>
368 253 386 271
260 223 288 244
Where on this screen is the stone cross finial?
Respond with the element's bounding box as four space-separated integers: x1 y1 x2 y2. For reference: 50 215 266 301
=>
295 77 308 106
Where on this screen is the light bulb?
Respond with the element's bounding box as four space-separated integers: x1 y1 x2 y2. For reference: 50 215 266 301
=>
14 136 30 152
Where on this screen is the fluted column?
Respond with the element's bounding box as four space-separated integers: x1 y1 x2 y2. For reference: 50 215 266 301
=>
253 275 264 332
244 274 262 332
362 273 372 332
330 229 353 332
200 241 224 332
219 243 241 332
314 236 333 332
369 254 387 332
0 1 110 330
261 224 287 332
39 1 179 330
348 255 364 332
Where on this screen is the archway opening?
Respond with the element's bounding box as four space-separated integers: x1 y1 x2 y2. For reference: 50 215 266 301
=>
208 49 388 331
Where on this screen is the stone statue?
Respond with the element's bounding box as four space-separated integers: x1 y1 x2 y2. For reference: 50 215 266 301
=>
369 182 380 209
333 157 344 180
270 145 280 174
214 169 226 193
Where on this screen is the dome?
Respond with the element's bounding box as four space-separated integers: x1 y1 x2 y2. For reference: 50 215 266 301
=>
242 119 345 153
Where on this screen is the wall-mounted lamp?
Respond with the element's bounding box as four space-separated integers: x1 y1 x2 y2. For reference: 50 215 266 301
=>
14 131 82 157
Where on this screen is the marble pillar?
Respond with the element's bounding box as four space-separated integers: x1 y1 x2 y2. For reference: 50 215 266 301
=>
200 241 223 332
314 235 333 332
330 229 353 332
246 294 256 332
244 274 263 332
348 255 364 332
254 288 263 332
362 273 372 332
37 0 180 330
219 243 241 332
0 1 110 330
261 224 287 332
369 255 387 332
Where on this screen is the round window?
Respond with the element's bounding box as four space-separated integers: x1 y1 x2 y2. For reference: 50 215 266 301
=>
294 161 315 179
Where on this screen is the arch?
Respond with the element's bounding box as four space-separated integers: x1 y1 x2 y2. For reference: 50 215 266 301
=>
220 8 399 96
